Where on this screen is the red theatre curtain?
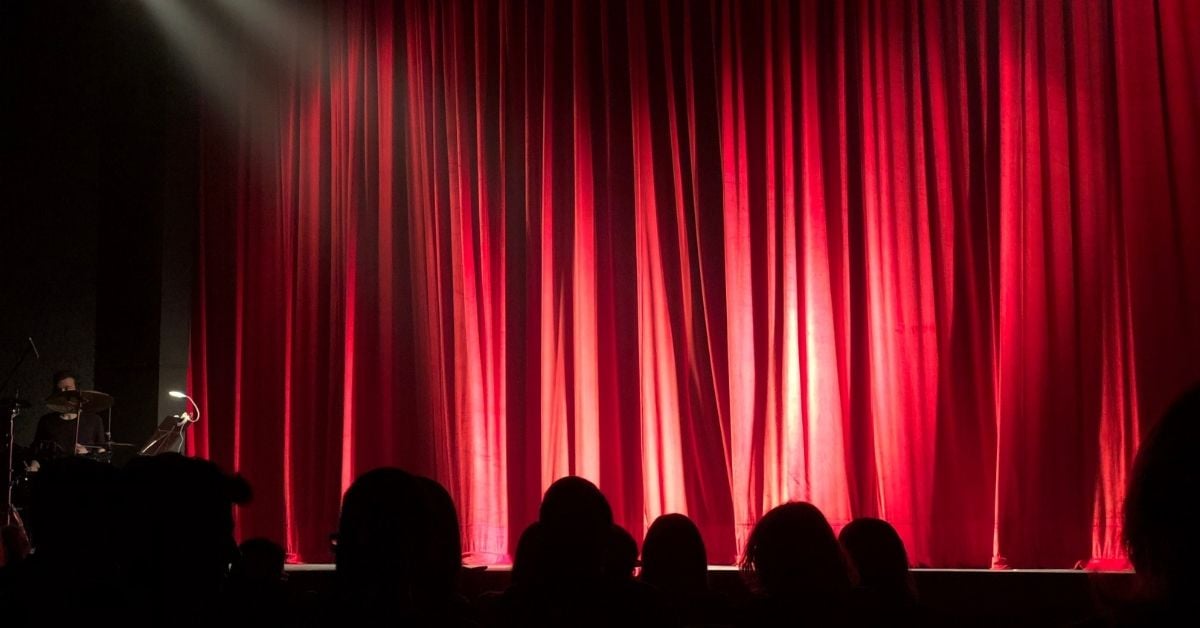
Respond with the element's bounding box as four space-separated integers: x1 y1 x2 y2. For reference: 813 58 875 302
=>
188 0 1200 567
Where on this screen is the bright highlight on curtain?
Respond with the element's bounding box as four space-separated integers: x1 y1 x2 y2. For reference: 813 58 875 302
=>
188 0 1200 567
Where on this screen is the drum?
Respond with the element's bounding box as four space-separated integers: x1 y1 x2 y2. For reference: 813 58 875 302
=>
79 450 112 464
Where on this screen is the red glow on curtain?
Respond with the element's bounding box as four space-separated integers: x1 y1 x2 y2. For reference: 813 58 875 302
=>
189 0 1200 567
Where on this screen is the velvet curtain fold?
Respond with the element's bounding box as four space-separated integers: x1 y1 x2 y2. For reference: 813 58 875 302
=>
189 0 1200 566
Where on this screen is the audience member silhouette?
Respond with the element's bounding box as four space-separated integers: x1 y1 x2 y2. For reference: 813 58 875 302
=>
642 514 708 598
476 521 543 623
641 513 731 627
333 467 474 626
235 537 287 583
226 537 289 627
1117 384 1200 625
112 452 250 627
739 502 854 627
492 476 672 626
839 518 921 625
19 419 1184 628
510 521 546 588
0 457 117 627
606 524 639 580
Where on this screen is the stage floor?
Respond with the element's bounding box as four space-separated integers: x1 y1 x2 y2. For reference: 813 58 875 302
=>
283 565 1135 626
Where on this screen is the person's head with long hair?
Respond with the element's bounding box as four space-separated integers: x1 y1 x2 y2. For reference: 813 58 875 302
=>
537 476 613 582
1124 384 1200 606
641 513 708 597
740 502 853 605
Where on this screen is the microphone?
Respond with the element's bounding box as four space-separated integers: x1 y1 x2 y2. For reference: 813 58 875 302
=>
28 337 39 360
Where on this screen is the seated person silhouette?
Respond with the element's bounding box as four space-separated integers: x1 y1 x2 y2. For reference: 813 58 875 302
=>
333 467 474 626
111 453 250 627
0 457 118 627
27 370 105 471
839 518 924 625
494 476 671 627
641 513 731 628
738 502 854 627
225 537 290 628
606 524 639 580
1116 384 1200 626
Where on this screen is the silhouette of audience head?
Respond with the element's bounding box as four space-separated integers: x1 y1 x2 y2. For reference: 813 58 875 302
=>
336 468 462 606
511 521 546 587
839 517 915 606
741 502 852 604
235 537 286 585
25 456 115 559
641 513 708 597
112 453 250 599
605 524 638 580
1124 384 1200 604
537 476 613 581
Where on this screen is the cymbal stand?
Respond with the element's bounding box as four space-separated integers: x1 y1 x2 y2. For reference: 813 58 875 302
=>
1 338 37 529
4 399 19 528
72 397 83 456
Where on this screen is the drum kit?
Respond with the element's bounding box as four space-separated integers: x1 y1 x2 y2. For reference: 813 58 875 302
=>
1 336 201 530
2 387 132 527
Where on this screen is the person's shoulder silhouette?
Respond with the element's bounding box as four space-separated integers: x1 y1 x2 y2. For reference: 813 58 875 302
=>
1120 384 1200 624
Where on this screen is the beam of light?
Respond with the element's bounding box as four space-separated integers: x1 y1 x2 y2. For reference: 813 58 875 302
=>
212 0 322 71
137 0 317 154
138 0 247 118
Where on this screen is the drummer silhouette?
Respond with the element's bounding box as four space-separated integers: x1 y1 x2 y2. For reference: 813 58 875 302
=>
27 370 106 471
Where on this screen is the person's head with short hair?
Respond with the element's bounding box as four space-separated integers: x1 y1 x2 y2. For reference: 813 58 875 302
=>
51 369 79 393
538 476 613 581
839 517 915 606
641 513 708 597
236 537 286 584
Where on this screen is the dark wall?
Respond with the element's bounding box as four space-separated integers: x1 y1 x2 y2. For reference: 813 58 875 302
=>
1 2 104 444
1 0 196 456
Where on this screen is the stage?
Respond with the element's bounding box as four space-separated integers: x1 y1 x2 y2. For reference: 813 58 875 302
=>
5 0 1199 577
283 565 1136 627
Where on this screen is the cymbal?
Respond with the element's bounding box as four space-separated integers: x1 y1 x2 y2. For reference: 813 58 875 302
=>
1 397 31 410
45 389 114 413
